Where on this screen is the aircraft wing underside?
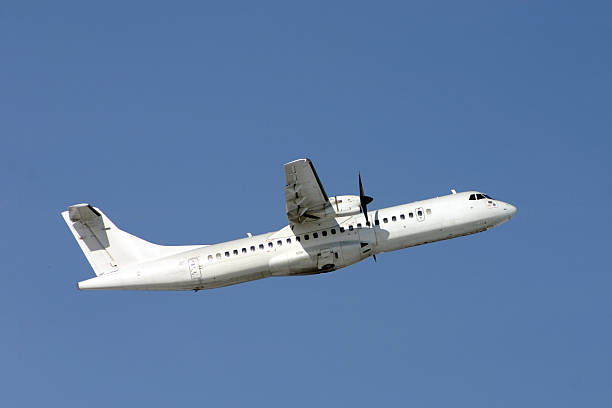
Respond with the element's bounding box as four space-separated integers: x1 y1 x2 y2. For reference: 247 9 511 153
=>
284 158 331 224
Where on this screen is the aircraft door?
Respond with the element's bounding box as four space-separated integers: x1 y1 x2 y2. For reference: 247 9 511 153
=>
188 257 202 280
416 207 425 222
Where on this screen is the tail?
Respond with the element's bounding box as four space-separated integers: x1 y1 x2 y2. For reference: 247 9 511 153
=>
62 204 198 276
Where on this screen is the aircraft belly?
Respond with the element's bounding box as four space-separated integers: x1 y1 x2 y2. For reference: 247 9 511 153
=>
269 241 365 277
208 257 268 288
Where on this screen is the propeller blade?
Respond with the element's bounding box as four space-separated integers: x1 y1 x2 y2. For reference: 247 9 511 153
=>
358 172 374 225
359 172 365 197
373 254 377 262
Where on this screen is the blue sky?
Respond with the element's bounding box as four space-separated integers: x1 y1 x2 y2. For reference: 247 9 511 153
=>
1 1 611 406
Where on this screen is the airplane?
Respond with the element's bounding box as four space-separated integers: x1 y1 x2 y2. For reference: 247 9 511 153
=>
62 158 517 291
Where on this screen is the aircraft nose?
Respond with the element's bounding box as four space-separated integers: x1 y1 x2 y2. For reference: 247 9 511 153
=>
503 203 517 218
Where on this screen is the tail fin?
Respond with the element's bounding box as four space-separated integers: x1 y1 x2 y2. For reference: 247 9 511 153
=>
62 204 197 276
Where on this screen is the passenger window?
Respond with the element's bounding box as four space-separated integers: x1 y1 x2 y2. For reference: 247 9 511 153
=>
286 238 292 244
259 244 264 250
383 218 388 223
208 255 213 261
224 251 230 257
296 236 301 242
242 248 247 254
426 209 432 215
216 253 221 259
349 225 354 231
357 223 362 228
268 242 273 248
322 230 327 237
340 227 345 233
375 219 380 225
331 228 336 234
400 214 405 220
277 240 282 246
313 232 318 239
250 246 255 252
233 249 238 255
392 216 397 222
304 234 309 240
409 213 414 218
417 210 423 217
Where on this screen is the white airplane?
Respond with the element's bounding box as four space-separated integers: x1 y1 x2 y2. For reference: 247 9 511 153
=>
62 158 517 291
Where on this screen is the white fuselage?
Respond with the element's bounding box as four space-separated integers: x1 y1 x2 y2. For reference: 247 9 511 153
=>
77 191 517 290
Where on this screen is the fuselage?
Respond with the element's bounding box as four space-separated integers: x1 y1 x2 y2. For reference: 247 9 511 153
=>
77 191 517 290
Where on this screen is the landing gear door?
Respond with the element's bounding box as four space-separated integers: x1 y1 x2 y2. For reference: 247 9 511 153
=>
358 226 377 258
317 249 335 271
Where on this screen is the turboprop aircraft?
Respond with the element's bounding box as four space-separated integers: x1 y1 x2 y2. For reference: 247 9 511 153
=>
62 158 517 291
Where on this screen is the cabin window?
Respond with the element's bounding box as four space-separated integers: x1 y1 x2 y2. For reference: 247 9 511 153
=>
277 240 282 246
250 246 255 252
375 219 380 225
259 244 264 250
349 225 354 231
383 218 388 223
233 249 238 255
242 248 247 254
208 255 213 261
268 242 273 248
304 234 309 240
357 223 362 228
417 210 423 217
313 232 318 239
426 209 432 215
400 214 405 220
469 194 476 200
409 213 414 218
286 238 292 244
392 216 397 222
224 251 230 258
331 228 336 234
296 236 301 242
322 230 327 237
216 253 221 259
340 227 345 233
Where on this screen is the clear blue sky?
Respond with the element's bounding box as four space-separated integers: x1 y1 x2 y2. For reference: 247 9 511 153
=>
2 1 611 406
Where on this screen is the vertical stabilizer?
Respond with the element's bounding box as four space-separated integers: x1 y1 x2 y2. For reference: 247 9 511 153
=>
62 204 200 276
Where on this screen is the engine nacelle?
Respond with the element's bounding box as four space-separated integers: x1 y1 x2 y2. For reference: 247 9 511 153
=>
329 195 362 217
305 195 362 219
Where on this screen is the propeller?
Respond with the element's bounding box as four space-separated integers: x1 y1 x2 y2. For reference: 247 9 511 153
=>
358 172 377 262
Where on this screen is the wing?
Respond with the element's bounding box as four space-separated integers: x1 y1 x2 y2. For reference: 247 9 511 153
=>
284 158 331 224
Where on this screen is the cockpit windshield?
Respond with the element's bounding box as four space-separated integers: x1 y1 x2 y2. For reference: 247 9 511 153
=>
469 193 494 200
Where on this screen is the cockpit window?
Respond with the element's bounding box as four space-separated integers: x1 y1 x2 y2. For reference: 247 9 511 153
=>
470 193 492 200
